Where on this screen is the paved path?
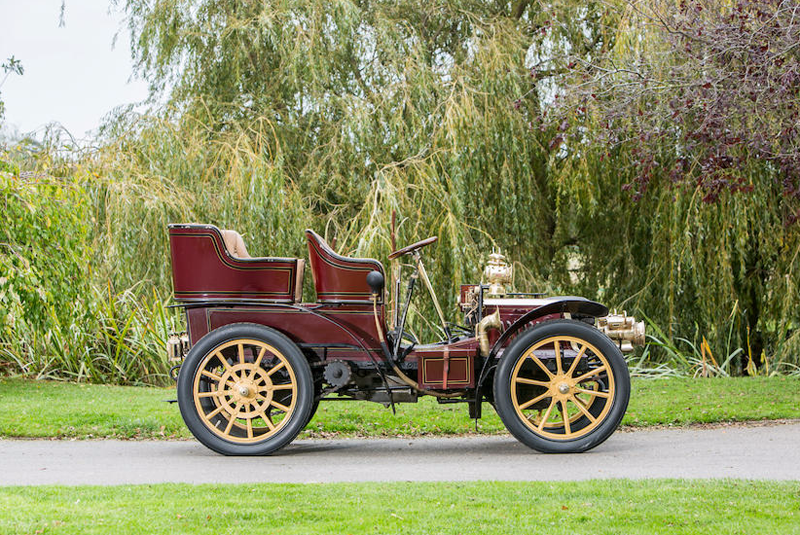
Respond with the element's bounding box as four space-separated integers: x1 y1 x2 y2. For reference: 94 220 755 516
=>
2 423 799 485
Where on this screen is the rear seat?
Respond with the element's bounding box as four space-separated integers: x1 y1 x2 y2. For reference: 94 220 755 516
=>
220 229 304 302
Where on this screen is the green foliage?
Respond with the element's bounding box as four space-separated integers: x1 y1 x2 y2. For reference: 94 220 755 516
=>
100 0 621 342
3 377 799 439
544 0 800 372
2 480 800 534
0 146 176 385
2 0 799 381
0 167 92 354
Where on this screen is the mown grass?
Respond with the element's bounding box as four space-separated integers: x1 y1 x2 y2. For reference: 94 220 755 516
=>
1 480 799 535
1 377 798 440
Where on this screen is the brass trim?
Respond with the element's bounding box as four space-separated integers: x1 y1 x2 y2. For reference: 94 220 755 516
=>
476 309 502 357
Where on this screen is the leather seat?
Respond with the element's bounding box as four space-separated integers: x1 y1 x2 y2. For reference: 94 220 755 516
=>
305 230 384 303
221 230 251 259
221 228 304 302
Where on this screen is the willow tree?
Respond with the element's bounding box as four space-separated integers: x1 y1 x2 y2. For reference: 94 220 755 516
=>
99 1 621 323
543 0 800 371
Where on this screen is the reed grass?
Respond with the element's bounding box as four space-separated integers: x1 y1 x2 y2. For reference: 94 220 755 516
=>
2 0 800 383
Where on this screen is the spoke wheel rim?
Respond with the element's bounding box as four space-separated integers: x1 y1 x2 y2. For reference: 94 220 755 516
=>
510 335 615 440
193 339 298 443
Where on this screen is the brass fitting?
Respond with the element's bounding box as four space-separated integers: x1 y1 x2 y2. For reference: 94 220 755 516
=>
483 252 513 298
596 311 646 353
476 309 502 357
167 333 190 361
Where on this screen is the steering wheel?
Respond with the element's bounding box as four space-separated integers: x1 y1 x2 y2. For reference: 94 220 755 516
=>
388 236 438 260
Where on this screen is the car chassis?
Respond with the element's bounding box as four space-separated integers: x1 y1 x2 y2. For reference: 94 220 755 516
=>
167 224 644 455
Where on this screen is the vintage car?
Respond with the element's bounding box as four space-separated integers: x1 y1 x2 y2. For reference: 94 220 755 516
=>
166 223 645 455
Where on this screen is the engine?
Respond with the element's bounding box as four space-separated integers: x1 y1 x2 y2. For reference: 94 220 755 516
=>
460 251 646 353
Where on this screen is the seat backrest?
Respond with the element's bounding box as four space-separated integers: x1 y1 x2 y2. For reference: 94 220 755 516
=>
305 229 384 303
220 229 251 259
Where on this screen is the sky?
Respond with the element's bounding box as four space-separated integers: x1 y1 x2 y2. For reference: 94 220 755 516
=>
0 0 149 141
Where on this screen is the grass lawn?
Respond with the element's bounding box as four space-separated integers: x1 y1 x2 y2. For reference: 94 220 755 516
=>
0 377 798 440
1 479 798 535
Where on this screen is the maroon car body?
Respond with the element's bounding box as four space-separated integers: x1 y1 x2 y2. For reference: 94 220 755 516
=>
167 223 644 455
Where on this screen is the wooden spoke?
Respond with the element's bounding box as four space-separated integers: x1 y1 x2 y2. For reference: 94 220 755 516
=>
514 377 551 387
265 361 286 377
575 387 610 398
560 399 571 435
206 404 226 420
527 354 555 379
566 344 587 377
223 402 243 435
571 394 589 408
573 366 607 384
270 383 295 391
201 370 223 382
249 346 268 380
537 399 557 431
554 340 563 375
257 409 276 431
214 351 231 370
270 400 290 413
197 389 234 398
238 343 245 365
570 395 597 423
518 391 551 411
246 415 253 439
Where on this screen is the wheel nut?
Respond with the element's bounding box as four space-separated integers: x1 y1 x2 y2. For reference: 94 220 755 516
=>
558 383 570 394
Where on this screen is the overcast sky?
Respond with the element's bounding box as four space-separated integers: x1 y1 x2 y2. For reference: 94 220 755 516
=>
0 0 149 141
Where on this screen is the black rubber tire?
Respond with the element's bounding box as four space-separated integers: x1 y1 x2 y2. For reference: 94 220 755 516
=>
177 323 314 455
303 397 320 429
493 319 630 453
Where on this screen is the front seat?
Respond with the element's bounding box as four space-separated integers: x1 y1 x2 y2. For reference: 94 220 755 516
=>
305 229 384 303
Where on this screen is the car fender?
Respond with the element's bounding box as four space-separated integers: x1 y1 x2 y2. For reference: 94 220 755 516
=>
475 297 609 393
488 296 609 359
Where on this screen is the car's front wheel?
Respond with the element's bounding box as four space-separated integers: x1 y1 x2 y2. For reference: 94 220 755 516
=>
493 319 630 453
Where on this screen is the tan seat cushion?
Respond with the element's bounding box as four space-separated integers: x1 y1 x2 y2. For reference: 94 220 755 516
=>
221 230 251 259
294 259 305 302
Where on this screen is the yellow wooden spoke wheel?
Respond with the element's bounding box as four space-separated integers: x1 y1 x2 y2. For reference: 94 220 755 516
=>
193 339 298 443
510 335 613 440
494 319 630 453
177 324 313 455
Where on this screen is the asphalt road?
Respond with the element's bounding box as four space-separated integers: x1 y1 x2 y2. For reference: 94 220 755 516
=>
2 423 799 486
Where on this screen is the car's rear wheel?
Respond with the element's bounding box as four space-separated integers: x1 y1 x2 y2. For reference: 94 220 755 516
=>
494 319 630 453
177 323 313 455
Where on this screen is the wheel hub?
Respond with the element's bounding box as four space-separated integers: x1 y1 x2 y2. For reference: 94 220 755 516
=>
217 363 277 414
548 374 575 400
236 382 255 400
